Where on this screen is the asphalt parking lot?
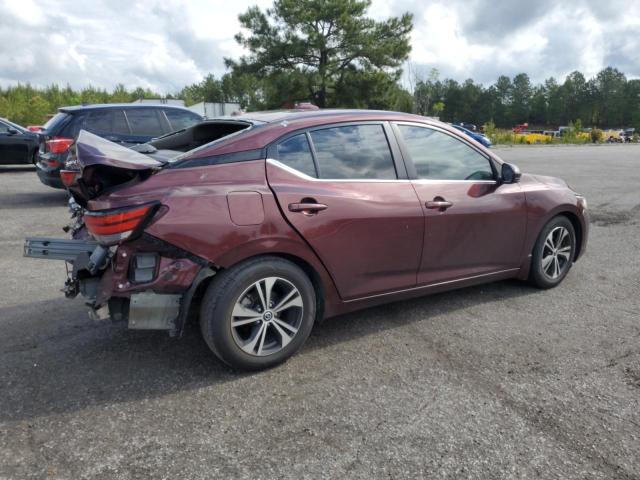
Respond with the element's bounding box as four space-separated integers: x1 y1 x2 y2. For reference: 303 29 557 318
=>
1 145 639 479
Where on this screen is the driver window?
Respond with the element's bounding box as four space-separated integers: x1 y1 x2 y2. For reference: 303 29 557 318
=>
397 125 494 181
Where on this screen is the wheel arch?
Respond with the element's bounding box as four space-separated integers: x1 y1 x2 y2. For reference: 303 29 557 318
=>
177 250 332 336
557 211 584 261
534 203 585 260
215 240 339 319
519 204 586 280
252 252 326 322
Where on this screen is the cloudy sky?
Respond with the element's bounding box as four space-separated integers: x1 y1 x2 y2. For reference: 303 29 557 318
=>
1 0 638 93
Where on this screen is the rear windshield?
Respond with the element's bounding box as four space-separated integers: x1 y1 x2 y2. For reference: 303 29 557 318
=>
42 112 70 131
3 118 27 132
150 121 253 158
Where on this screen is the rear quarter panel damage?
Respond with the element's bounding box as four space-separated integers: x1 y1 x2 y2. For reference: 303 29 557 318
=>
89 159 343 318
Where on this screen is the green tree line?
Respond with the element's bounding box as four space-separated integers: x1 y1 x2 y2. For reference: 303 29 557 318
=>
414 67 640 129
0 83 163 126
1 0 639 130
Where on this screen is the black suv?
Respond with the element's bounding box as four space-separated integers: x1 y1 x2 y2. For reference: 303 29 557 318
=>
36 104 202 188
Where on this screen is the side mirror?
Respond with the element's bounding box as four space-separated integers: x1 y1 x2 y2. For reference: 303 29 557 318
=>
501 163 521 184
7 127 19 135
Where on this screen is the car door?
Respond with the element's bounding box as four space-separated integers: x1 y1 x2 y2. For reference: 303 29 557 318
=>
0 121 13 163
266 122 425 300
393 123 527 285
0 121 27 164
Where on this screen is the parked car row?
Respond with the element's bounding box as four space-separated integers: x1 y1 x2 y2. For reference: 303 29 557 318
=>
34 104 202 188
450 123 492 148
604 128 637 143
0 104 202 187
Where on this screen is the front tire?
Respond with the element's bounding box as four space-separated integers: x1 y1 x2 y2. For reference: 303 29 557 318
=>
200 256 316 370
529 216 576 289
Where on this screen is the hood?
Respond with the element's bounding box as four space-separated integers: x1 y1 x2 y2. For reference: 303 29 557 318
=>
76 130 163 171
528 174 569 189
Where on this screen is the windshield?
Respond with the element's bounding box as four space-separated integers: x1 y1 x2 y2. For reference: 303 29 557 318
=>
2 118 27 132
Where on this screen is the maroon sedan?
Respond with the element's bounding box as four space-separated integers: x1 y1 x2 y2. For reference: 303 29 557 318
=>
25 110 589 370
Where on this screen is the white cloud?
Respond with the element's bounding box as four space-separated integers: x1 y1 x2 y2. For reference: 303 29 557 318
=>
0 0 637 93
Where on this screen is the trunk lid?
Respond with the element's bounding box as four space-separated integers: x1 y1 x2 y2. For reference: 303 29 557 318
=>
76 129 163 170
68 130 163 204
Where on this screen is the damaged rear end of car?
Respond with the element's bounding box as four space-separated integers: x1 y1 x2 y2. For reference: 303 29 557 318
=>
24 130 219 335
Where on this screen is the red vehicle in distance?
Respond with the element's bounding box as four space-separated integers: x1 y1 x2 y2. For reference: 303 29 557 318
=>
25 109 589 370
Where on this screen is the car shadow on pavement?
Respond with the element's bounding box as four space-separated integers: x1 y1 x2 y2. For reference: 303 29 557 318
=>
0 280 538 422
0 190 70 209
307 278 537 352
0 166 36 173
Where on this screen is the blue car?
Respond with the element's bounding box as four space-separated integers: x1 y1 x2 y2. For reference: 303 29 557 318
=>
452 124 492 148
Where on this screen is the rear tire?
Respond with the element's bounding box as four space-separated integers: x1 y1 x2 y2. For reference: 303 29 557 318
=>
200 256 316 370
529 216 576 289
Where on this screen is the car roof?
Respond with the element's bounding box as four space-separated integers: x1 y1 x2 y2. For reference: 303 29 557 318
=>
177 109 493 164
58 103 197 113
218 109 429 125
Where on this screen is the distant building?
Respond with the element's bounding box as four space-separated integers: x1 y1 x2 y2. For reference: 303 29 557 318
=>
188 102 242 118
132 98 186 107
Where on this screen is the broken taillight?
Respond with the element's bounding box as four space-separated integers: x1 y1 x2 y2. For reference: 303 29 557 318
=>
60 170 79 188
84 202 159 245
46 137 74 154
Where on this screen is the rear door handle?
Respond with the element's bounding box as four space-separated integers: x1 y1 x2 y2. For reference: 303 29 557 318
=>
288 202 328 214
425 199 453 210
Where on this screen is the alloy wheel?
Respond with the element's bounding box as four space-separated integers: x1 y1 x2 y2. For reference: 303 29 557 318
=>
541 226 573 280
230 277 304 357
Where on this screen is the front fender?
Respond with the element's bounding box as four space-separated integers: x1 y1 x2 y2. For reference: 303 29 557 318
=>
518 189 588 280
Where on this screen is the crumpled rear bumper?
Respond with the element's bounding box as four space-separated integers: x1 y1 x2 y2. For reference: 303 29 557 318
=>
24 235 213 335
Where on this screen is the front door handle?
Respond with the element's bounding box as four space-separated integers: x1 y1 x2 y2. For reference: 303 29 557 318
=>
425 199 453 210
288 202 328 214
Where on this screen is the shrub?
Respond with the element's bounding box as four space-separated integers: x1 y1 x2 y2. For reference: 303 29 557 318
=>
523 133 550 144
573 119 583 132
590 128 603 143
483 121 496 138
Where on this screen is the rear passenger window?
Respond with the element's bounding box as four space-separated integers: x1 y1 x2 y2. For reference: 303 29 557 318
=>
83 110 129 135
165 109 201 131
309 124 396 179
276 134 317 178
125 109 164 136
84 111 112 133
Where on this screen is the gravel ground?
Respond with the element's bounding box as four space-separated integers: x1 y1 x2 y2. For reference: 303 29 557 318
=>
0 144 639 480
